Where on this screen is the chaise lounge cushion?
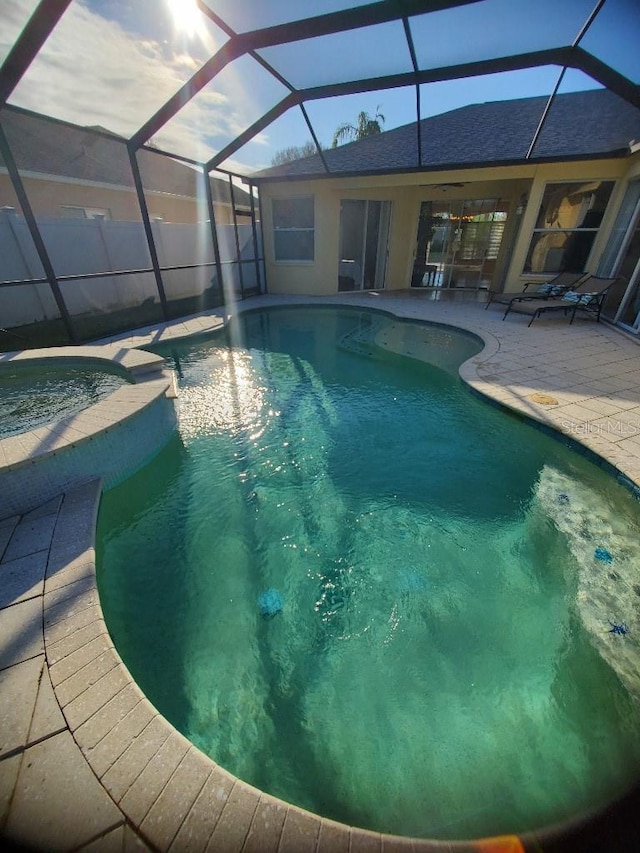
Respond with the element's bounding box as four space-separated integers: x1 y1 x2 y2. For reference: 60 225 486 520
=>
562 291 597 305
503 275 617 325
485 271 587 309
538 283 568 295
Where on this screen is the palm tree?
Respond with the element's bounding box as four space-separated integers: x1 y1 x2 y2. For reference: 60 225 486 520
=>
331 107 385 148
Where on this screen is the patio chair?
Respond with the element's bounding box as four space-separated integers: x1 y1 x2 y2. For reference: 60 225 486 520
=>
485 271 587 310
503 276 618 327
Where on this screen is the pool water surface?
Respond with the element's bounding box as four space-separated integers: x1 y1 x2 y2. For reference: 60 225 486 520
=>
97 307 640 841
0 362 131 438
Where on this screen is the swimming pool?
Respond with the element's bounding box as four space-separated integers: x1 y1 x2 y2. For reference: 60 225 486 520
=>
0 361 131 438
97 306 640 841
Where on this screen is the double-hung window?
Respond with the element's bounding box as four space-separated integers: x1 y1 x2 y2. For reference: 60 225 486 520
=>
524 181 614 274
272 197 314 262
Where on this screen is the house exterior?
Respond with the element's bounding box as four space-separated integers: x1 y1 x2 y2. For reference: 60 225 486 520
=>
0 106 251 225
253 89 640 332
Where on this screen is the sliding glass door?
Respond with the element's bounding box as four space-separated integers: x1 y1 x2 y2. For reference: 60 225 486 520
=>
599 180 640 332
338 200 391 291
411 198 508 289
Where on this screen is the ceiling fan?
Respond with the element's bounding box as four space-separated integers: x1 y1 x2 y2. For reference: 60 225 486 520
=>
421 182 466 191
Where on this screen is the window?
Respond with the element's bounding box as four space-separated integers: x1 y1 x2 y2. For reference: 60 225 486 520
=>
272 197 314 261
523 181 614 274
61 205 111 220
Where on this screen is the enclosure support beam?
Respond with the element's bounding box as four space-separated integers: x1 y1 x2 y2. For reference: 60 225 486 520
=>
127 147 170 320
526 68 566 160
0 0 72 108
300 104 330 173
403 17 422 168
572 48 640 110
203 169 226 309
229 177 244 298
206 48 572 170
206 94 297 171
130 41 244 150
0 120 76 343
257 191 267 295
140 37 638 172
248 185 263 293
201 0 481 53
134 1 481 150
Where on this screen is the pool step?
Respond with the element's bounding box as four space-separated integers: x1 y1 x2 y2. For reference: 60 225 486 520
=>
338 321 384 360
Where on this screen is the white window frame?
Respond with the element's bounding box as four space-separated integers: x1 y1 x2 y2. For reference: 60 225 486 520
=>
272 196 314 263
61 205 111 220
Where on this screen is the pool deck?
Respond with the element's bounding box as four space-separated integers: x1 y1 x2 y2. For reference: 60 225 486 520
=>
1 291 640 853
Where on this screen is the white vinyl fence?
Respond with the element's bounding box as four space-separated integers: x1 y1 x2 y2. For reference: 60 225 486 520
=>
0 210 261 328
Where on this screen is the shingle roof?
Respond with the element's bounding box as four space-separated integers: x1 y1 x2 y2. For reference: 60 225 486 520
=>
255 89 640 180
0 107 251 207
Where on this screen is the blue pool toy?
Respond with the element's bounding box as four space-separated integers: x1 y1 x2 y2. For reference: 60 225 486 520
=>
258 588 284 619
608 621 629 636
594 546 614 563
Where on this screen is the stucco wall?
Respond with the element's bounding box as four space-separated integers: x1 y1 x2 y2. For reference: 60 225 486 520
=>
259 157 637 298
260 183 336 295
259 171 528 295
0 172 236 225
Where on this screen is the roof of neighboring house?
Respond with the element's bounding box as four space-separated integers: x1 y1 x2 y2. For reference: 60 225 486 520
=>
0 107 252 207
255 89 640 181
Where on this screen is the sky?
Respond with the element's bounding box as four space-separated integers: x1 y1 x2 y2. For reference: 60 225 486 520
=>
1 0 639 175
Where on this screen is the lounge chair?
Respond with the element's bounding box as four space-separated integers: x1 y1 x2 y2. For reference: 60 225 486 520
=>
484 271 587 310
503 276 618 326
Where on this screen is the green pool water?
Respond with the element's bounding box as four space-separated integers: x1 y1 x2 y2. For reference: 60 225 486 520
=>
97 307 640 841
0 362 130 438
